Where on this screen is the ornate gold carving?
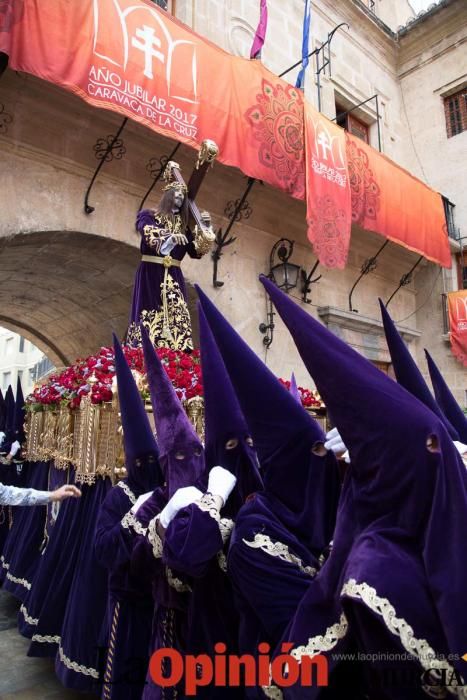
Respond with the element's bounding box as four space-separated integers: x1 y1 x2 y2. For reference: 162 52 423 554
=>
193 221 215 256
55 405 74 469
195 139 219 169
23 410 44 461
184 396 205 442
37 409 59 461
73 384 122 485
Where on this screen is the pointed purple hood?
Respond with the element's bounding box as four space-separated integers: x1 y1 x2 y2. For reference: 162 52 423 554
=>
425 349 467 443
13 378 26 444
196 285 340 552
5 385 14 433
199 303 263 517
289 372 301 404
113 334 161 495
0 388 6 433
379 299 459 440
261 274 467 673
141 327 205 498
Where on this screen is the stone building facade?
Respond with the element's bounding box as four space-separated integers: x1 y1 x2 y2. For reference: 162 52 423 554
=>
0 0 465 402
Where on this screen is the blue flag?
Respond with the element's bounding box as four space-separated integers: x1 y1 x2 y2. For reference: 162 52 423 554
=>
296 0 311 90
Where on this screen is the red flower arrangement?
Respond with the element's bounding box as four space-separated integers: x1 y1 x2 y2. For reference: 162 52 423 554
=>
278 378 324 408
26 345 203 410
26 346 321 411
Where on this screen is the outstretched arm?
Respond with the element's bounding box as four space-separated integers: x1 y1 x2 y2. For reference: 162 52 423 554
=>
0 482 81 507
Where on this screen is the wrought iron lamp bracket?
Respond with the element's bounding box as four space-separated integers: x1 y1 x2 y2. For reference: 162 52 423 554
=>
84 117 128 214
301 261 322 304
348 239 389 312
212 177 256 288
138 142 181 212
385 255 424 308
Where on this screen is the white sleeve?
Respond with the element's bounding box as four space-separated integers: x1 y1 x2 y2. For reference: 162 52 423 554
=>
0 482 52 506
9 441 21 457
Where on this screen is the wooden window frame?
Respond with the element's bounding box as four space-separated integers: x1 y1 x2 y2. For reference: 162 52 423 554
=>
456 251 467 290
335 103 370 143
444 88 467 138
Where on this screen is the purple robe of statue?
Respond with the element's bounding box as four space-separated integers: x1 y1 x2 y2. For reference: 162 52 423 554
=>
126 209 202 352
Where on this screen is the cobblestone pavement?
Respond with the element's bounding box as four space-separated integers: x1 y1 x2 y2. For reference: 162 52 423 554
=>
0 589 98 700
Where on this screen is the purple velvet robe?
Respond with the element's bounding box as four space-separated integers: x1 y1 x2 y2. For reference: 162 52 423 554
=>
130 488 192 700
55 477 111 692
127 210 201 351
1 461 50 600
95 481 155 700
259 274 467 699
162 497 243 700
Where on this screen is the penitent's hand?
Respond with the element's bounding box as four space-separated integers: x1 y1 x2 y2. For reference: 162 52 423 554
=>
50 485 82 502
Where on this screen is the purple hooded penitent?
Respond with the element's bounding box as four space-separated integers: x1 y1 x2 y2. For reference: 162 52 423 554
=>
196 286 341 672
261 274 467 693
199 303 263 519
379 299 459 440
0 389 6 433
1 385 15 454
425 348 467 443
91 336 160 700
196 284 340 553
113 333 161 494
141 326 204 497
13 377 25 445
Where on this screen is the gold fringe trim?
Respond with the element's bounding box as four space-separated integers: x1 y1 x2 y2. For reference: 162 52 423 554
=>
243 533 317 577
341 578 466 698
20 604 38 626
58 643 100 679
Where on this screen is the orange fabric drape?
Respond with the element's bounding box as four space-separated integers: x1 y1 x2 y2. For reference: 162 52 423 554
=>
304 103 351 269
448 291 467 367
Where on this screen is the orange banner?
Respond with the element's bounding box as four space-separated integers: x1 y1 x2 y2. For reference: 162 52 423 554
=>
346 134 451 267
304 103 351 269
0 0 451 270
1 0 305 199
448 291 467 367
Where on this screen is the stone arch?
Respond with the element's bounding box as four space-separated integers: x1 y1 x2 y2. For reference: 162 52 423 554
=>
0 230 140 366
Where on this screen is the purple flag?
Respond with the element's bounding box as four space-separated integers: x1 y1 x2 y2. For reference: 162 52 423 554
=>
250 0 268 59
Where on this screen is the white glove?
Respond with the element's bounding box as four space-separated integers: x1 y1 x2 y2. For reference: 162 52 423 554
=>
131 491 153 514
0 431 5 446
8 440 21 458
207 466 237 506
342 450 351 464
159 486 203 529
454 441 467 456
324 428 347 455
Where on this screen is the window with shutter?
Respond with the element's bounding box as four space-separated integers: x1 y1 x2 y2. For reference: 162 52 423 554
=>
444 89 467 138
335 103 369 143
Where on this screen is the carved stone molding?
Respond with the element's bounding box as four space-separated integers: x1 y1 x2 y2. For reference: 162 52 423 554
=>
317 305 420 363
